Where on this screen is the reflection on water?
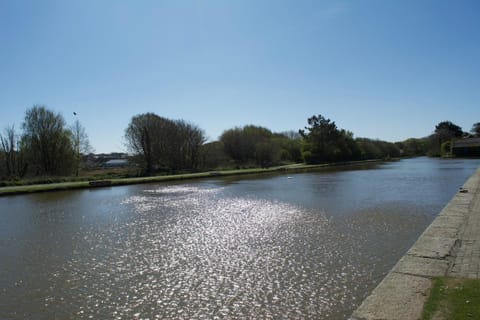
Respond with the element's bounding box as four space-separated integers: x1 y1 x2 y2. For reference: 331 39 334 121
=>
1 158 479 319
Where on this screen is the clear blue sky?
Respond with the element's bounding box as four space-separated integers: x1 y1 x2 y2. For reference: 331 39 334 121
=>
1 0 479 153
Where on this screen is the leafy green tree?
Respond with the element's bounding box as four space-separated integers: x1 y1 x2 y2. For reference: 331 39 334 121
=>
299 115 335 163
199 141 230 170
299 115 354 163
378 140 401 158
255 141 279 167
21 105 75 176
276 132 303 163
400 138 429 156
429 121 464 156
220 125 280 166
356 138 382 159
336 129 362 160
220 127 250 163
435 121 463 141
355 138 400 160
441 141 452 156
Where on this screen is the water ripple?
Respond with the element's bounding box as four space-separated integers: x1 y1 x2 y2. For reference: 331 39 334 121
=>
4 158 477 319
45 186 373 319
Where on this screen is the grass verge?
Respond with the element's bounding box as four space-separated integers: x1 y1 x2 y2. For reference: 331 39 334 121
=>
0 159 386 196
422 277 480 320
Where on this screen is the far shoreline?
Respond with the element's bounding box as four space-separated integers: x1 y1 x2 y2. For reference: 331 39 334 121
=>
0 159 393 197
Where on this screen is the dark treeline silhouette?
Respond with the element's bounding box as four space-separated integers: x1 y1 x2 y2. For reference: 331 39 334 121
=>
1 106 478 180
299 115 403 163
124 113 206 174
218 125 302 168
427 121 466 157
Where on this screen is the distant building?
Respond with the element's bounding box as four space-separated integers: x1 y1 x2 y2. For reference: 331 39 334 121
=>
104 159 129 168
452 138 480 157
82 153 131 168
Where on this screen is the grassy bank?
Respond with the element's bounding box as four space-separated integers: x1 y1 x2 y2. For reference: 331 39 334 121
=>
0 159 387 196
422 277 480 320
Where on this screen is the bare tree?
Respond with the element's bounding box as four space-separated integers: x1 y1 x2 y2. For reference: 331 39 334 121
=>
0 125 26 178
22 105 75 176
174 120 206 171
125 113 176 174
125 113 206 174
70 119 93 176
280 130 301 140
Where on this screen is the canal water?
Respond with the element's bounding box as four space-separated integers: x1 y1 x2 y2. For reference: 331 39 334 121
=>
1 157 480 319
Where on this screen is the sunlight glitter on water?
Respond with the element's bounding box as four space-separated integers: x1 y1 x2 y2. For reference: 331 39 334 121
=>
4 158 478 319
46 184 371 319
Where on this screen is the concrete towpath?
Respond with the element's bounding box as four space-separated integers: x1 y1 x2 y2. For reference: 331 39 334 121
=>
449 176 480 279
351 168 480 320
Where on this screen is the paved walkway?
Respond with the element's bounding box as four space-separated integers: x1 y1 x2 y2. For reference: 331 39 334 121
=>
351 168 480 320
449 181 480 278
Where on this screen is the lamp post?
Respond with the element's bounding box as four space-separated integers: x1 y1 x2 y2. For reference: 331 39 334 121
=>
73 112 80 176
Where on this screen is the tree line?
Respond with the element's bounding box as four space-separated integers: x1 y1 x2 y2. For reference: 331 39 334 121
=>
1 105 479 180
0 105 92 179
124 113 206 174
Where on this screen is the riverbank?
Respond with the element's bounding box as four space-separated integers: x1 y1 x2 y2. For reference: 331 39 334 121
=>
351 167 480 320
0 159 387 196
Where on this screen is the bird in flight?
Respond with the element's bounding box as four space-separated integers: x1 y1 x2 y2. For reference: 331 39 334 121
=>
73 112 77 115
